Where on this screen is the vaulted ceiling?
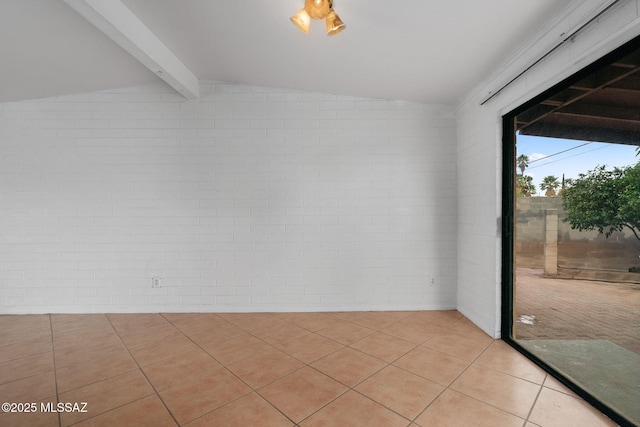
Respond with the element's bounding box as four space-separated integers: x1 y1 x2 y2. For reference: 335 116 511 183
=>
0 0 567 104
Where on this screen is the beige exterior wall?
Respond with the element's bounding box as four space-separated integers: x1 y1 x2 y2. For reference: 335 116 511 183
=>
516 197 640 271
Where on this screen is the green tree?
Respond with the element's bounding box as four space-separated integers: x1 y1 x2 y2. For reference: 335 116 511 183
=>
516 174 536 197
540 175 560 196
517 154 530 174
562 163 640 241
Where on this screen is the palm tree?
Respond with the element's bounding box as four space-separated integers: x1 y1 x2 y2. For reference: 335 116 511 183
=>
516 174 536 197
517 154 530 174
540 175 560 196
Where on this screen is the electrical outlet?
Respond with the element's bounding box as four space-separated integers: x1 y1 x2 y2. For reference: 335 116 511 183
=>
151 277 162 288
429 275 437 286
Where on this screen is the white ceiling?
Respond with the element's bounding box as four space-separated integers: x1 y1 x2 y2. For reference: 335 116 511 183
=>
0 0 570 104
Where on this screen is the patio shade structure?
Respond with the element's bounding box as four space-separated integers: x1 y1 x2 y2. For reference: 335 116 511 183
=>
516 49 640 146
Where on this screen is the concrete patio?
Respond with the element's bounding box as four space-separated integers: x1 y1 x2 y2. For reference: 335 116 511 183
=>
515 268 640 354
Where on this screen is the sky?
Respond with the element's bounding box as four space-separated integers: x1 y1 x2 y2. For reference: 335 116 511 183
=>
516 134 638 196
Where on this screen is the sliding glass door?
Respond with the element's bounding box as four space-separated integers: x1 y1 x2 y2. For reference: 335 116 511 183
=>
502 36 640 427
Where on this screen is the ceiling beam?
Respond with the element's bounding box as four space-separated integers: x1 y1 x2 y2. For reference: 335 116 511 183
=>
519 64 640 132
554 103 640 124
62 0 199 99
520 122 640 146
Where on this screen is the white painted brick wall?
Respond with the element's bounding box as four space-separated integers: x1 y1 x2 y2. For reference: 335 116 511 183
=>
0 81 457 314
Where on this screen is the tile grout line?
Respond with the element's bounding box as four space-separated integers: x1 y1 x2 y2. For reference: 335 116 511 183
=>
3 312 615 426
266 314 453 425
291 314 470 425
415 337 543 424
406 325 495 425
104 313 181 427
184 312 400 425
523 376 546 427
72 313 506 425
282 313 470 425
160 312 298 426
54 315 166 425
48 314 62 427
217 314 365 425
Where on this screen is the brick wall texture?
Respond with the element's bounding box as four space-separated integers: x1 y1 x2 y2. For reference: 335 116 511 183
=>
0 82 457 314
516 197 640 271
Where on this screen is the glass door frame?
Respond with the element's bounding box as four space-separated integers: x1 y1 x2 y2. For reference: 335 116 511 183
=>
500 36 640 427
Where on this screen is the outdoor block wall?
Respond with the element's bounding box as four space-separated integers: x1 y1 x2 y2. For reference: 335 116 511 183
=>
516 197 640 271
0 81 457 314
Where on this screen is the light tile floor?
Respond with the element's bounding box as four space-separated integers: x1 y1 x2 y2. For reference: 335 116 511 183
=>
0 311 618 426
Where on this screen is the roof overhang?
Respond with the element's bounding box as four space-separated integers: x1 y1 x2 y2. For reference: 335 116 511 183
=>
517 48 640 146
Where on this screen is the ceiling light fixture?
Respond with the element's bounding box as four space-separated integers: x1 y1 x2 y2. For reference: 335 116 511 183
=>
291 0 345 36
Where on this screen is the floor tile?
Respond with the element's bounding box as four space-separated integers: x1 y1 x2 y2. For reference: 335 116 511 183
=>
0 325 51 349
422 331 491 362
445 317 493 343
414 389 524 427
54 339 127 369
300 390 408 427
227 347 304 389
159 368 251 425
450 364 540 419
184 392 294 427
162 312 216 323
0 351 54 385
107 313 170 336
355 365 443 420
0 311 620 427
58 370 155 426
217 313 284 333
0 371 56 402
52 325 119 350
167 314 229 338
337 311 410 330
394 346 469 386
350 331 416 363
382 319 442 344
542 374 578 397
474 340 546 384
310 347 386 387
0 314 51 334
56 347 138 393
273 312 342 332
277 332 344 364
315 321 374 345
0 336 53 364
127 335 199 367
259 366 348 423
251 322 310 346
528 387 617 427
403 310 463 329
118 323 182 348
184 322 246 348
51 314 111 335
202 333 271 366
142 349 223 391
72 395 177 427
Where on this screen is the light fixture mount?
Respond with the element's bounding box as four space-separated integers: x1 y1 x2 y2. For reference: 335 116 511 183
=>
290 0 345 36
